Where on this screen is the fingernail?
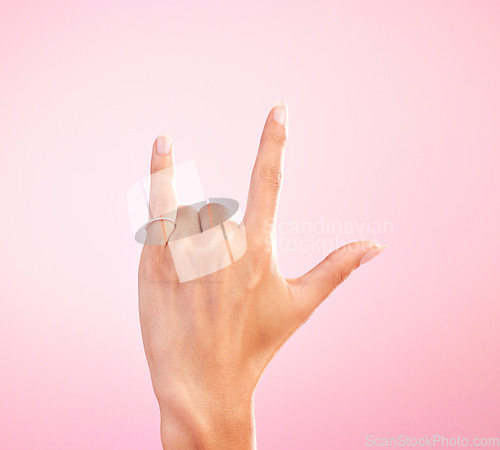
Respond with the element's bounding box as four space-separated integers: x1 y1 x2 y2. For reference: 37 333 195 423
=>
273 102 288 126
360 243 388 266
156 135 171 155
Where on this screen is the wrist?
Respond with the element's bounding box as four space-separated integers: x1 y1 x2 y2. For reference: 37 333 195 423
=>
159 389 256 449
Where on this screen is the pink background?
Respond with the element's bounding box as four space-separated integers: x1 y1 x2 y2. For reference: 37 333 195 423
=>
1 1 499 448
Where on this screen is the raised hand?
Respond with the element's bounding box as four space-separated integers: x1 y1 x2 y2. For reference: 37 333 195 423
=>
138 102 386 449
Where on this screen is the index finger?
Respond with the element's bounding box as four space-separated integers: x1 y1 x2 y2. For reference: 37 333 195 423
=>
244 102 288 236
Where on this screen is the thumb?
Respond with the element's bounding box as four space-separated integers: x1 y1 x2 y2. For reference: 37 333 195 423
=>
291 240 387 315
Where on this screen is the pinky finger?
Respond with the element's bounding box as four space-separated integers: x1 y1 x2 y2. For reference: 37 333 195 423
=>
147 135 177 244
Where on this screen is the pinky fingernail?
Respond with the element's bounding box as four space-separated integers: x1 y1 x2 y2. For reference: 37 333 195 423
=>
156 135 171 155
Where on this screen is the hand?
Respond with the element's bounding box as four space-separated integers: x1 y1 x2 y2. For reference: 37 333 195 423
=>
138 102 386 449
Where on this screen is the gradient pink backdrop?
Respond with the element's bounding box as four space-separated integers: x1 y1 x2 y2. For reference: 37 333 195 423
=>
1 1 499 449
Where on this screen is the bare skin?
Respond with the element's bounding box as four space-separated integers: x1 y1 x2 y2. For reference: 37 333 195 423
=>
138 102 386 449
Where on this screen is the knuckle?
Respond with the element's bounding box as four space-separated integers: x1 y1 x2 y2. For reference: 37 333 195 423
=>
237 257 265 290
198 204 210 216
266 126 287 145
177 205 198 217
199 203 230 227
244 270 264 290
335 264 352 287
149 200 170 217
336 271 347 286
248 240 273 270
139 249 169 281
258 166 283 191
252 233 273 253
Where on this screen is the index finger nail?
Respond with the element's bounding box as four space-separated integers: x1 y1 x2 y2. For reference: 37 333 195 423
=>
273 102 288 127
